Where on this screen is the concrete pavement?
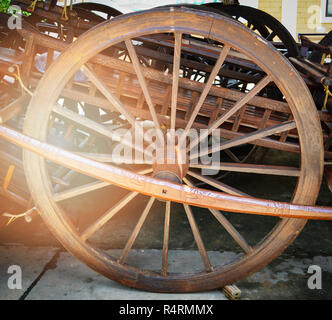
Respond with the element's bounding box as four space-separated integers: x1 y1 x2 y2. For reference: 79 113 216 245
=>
1 245 332 300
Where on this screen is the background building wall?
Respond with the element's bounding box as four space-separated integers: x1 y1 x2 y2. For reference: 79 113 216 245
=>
296 0 332 35
258 0 282 21
258 0 332 40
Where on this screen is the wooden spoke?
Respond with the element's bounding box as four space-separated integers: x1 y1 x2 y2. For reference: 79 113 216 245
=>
183 204 212 272
190 120 296 160
259 109 273 130
266 31 277 41
77 152 154 165
53 169 78 193
81 191 139 242
20 8 325 293
183 177 252 254
81 64 137 127
54 181 109 202
190 163 300 177
51 176 70 187
187 170 250 197
170 33 182 131
119 197 155 264
224 149 241 163
188 75 272 152
54 168 152 202
52 104 151 158
53 104 119 139
210 208 253 254
178 45 231 147
125 40 164 144
161 201 171 276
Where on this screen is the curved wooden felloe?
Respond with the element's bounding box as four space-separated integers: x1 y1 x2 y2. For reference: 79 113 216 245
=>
72 2 122 19
21 7 324 292
205 3 299 57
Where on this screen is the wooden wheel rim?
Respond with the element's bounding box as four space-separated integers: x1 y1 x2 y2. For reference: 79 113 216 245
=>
205 3 299 57
23 8 323 292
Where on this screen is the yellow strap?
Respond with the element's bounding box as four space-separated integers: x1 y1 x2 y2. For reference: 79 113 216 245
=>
321 77 332 111
61 0 69 21
320 53 327 65
62 0 73 19
64 124 73 139
13 65 33 96
27 0 38 13
2 207 36 227
3 165 15 191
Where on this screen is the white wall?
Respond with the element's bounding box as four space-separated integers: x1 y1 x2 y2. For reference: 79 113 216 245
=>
281 0 298 39
239 0 258 8
321 0 332 23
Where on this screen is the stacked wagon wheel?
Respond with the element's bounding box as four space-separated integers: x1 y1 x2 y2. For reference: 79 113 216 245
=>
205 3 299 57
71 2 122 20
21 7 324 292
17 0 122 42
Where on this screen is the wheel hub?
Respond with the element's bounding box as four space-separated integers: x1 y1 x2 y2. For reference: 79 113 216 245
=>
153 171 182 184
152 147 189 184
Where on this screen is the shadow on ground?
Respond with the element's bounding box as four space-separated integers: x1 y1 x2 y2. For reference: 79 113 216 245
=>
0 149 331 299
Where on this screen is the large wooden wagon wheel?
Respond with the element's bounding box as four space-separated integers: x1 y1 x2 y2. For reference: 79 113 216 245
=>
22 8 323 292
205 3 299 58
71 2 122 20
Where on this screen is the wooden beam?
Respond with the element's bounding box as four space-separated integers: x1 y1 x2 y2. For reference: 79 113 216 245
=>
0 125 331 220
0 94 30 124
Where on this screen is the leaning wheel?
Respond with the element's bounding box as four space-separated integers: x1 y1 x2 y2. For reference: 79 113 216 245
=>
23 8 323 292
72 2 122 20
205 3 299 57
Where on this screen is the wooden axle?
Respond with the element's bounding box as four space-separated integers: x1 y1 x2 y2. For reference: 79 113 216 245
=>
0 124 331 220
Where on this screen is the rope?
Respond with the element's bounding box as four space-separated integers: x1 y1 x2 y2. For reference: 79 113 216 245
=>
321 77 332 111
12 65 33 96
62 0 74 20
27 0 38 13
61 0 69 21
2 207 36 227
3 165 15 191
320 53 327 65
